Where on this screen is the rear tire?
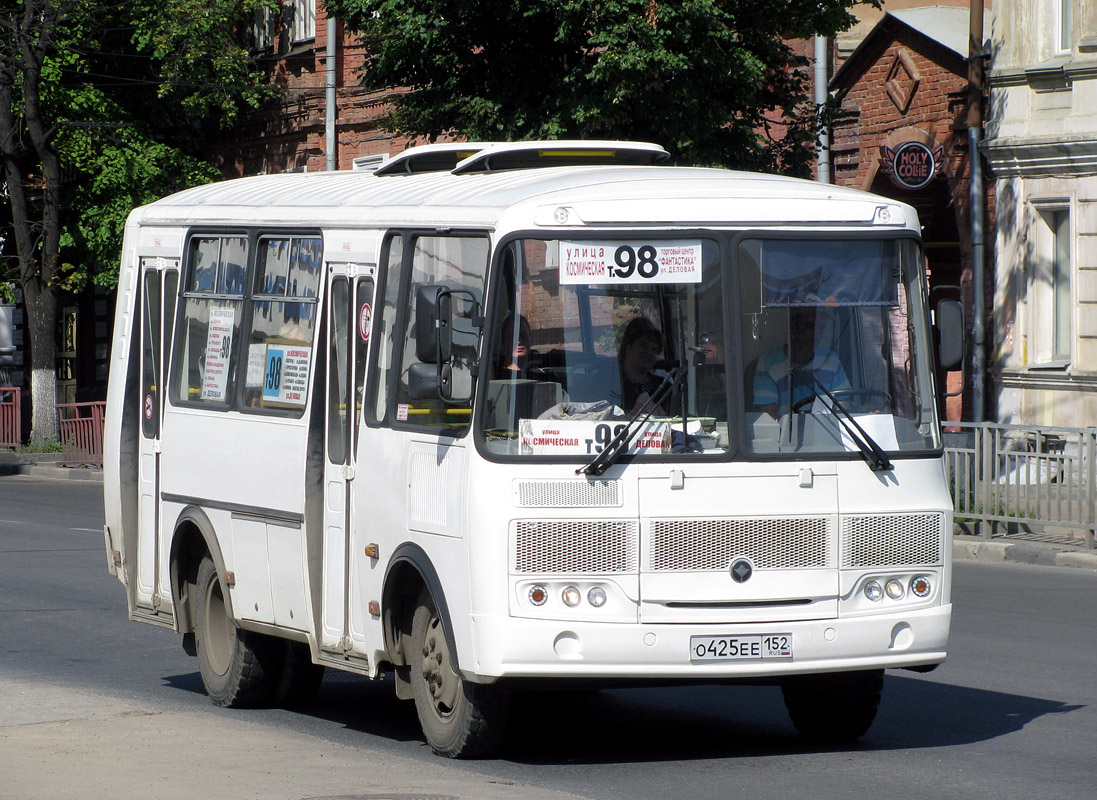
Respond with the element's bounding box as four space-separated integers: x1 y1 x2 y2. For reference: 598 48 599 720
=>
410 589 510 758
194 555 279 708
273 640 325 708
781 669 883 743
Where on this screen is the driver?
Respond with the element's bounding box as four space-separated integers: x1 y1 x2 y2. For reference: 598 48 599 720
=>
753 306 850 418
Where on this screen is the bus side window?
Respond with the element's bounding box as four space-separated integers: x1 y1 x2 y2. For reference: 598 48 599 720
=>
393 234 488 433
170 236 248 407
243 236 322 414
368 234 403 425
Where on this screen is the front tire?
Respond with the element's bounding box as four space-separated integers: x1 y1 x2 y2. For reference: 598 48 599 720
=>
194 555 279 708
409 589 510 758
781 669 883 743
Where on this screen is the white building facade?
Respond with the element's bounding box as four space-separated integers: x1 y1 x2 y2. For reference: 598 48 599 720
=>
985 0 1097 426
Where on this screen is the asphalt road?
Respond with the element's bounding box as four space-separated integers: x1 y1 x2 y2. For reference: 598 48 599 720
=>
1 474 1095 800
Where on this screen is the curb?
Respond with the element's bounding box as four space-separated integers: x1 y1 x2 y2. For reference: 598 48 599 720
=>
0 461 103 482
953 537 1097 571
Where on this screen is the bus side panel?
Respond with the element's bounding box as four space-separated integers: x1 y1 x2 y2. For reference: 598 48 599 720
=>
103 224 141 598
159 412 310 629
350 429 474 671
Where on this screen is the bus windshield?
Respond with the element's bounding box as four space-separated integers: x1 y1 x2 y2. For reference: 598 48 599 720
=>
477 234 938 462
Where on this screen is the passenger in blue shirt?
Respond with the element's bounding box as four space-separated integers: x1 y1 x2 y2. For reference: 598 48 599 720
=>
753 306 851 418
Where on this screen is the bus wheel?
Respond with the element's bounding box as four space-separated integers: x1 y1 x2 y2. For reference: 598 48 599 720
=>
194 555 278 708
781 669 883 743
410 589 510 758
273 640 325 708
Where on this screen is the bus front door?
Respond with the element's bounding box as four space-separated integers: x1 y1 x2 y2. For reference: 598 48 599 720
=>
136 261 177 613
320 268 375 656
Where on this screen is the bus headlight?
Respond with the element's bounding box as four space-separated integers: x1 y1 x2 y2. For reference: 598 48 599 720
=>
562 586 581 607
885 579 905 600
587 586 607 607
864 580 883 602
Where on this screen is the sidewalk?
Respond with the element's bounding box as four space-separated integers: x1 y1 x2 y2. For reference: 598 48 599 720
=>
0 676 591 800
952 532 1097 570
0 450 102 482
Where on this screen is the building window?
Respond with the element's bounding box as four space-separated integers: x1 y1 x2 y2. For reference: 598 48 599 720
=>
1031 206 1072 366
291 0 316 43
1057 0 1073 53
250 3 276 51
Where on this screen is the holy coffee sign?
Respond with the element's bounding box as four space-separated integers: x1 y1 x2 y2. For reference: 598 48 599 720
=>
879 141 942 191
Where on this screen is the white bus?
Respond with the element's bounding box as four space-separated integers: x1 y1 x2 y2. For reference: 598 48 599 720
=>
104 141 962 757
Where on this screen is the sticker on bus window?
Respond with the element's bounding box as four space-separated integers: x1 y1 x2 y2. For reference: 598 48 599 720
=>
518 419 670 456
200 307 234 401
359 302 372 341
245 344 267 388
559 241 703 285
262 344 311 407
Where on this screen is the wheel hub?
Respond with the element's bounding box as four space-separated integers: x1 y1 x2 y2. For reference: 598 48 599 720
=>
420 615 459 718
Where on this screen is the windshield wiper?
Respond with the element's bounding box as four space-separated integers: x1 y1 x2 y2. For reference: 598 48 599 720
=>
577 365 687 477
810 378 893 472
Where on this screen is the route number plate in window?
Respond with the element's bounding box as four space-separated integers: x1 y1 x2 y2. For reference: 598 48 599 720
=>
559 241 703 285
690 634 793 662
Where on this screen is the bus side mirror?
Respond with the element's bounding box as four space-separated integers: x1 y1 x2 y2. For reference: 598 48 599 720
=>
408 361 454 401
414 285 452 364
409 284 481 404
934 298 965 372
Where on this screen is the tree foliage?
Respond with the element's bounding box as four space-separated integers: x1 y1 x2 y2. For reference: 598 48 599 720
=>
0 0 277 439
326 0 872 175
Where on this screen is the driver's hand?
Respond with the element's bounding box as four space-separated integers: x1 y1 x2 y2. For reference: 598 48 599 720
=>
630 392 666 417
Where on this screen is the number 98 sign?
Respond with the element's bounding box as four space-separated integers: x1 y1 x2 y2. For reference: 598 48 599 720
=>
560 240 703 285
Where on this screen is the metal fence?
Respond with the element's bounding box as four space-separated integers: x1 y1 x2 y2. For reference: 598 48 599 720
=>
0 387 19 448
56 400 105 466
944 421 1097 549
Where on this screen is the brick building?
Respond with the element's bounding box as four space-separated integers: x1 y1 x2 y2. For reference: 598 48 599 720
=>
828 6 993 422
210 0 410 176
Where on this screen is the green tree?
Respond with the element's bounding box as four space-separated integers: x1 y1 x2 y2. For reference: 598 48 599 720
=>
0 0 276 442
326 0 870 172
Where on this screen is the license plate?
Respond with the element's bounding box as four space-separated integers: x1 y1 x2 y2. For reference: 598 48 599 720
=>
690 634 793 662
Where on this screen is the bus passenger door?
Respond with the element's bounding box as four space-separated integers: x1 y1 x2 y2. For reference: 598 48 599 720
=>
320 268 375 653
136 262 178 611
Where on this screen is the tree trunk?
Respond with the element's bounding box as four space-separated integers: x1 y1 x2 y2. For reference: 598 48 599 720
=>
21 279 59 443
0 1 64 444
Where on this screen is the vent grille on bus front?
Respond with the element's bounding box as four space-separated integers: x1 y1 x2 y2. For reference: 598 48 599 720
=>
647 517 833 571
514 520 639 573
840 513 943 567
514 480 621 508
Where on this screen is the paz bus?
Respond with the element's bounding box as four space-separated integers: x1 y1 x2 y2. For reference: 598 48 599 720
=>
103 140 962 757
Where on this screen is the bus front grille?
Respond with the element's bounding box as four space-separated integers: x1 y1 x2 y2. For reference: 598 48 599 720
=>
646 517 833 571
513 519 639 573
514 480 622 508
840 513 944 567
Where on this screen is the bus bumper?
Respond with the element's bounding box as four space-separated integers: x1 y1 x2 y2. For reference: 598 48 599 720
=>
465 604 951 680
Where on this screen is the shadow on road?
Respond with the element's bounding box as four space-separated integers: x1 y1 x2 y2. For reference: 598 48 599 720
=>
162 669 1082 764
500 674 1082 764
164 669 423 745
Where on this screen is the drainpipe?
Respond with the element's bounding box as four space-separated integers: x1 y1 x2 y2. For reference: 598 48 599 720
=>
815 35 831 184
968 0 985 421
325 13 337 171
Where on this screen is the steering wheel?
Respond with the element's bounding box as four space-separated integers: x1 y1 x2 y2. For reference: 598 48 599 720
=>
791 388 893 414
